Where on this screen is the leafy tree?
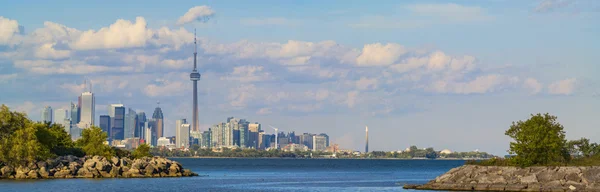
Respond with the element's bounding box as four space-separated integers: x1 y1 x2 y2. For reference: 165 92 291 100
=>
35 122 82 157
132 144 152 159
566 138 595 158
6 122 44 166
76 126 113 158
505 113 570 166
425 147 438 159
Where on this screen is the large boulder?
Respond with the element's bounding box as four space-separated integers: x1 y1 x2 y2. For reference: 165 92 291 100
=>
1 165 14 178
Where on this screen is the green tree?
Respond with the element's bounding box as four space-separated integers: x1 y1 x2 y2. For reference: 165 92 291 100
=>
566 138 595 158
132 143 152 159
505 113 569 166
76 126 113 158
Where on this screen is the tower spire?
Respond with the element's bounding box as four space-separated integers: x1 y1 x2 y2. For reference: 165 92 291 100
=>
193 28 197 71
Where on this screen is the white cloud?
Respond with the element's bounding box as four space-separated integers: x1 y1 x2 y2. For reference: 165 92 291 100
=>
228 84 256 108
35 43 71 59
305 89 330 101
221 65 272 82
356 77 378 90
257 107 272 115
70 17 153 50
177 6 215 25
548 78 577 95
428 75 519 94
287 103 322 112
240 17 292 26
0 16 21 45
59 83 86 94
356 43 406 66
144 80 186 97
14 60 133 74
523 78 543 95
0 73 17 83
345 91 359 108
161 57 192 69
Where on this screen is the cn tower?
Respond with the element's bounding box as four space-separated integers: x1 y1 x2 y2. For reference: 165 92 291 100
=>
190 29 201 132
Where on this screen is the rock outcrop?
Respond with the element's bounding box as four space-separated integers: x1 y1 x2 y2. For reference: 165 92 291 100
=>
404 165 600 191
0 156 197 179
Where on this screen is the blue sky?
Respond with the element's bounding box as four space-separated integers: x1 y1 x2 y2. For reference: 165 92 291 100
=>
0 0 599 155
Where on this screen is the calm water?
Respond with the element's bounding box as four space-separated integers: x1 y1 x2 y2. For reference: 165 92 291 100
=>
0 158 464 192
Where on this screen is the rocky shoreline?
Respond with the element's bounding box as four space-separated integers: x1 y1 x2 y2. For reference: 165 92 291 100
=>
403 165 600 191
0 155 198 179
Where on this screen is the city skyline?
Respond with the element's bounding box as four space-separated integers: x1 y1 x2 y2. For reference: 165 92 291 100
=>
1 0 599 155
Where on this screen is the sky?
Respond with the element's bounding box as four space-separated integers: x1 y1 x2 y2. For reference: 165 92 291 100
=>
0 0 599 155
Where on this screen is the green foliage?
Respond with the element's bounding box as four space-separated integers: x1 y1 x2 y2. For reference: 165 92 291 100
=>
132 144 152 159
505 113 570 167
75 126 113 158
466 158 515 166
113 147 131 158
566 138 600 158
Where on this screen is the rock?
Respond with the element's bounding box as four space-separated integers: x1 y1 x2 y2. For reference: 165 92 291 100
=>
520 174 538 184
53 169 72 178
39 167 50 178
15 166 30 179
27 170 40 179
1 166 14 178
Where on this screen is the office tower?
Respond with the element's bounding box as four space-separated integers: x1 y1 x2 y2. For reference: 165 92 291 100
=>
124 108 137 139
319 133 330 147
201 131 211 148
190 30 201 133
176 119 189 148
80 91 95 127
210 124 222 148
258 131 264 150
224 121 234 147
70 102 79 125
301 133 315 149
239 120 249 147
144 125 152 147
248 123 260 149
288 132 296 144
54 108 70 133
152 103 164 139
136 112 146 137
41 106 53 123
148 119 157 146
365 126 369 153
111 106 125 140
312 135 327 151
99 115 111 138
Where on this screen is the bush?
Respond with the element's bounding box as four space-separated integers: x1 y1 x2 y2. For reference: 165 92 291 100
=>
132 144 152 159
466 158 515 166
75 126 114 158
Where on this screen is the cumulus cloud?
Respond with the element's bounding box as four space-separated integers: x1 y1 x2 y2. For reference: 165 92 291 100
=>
14 60 133 74
356 77 378 90
228 84 256 108
523 78 543 95
345 91 359 108
0 16 21 45
144 80 186 97
257 107 272 115
221 65 272 82
35 43 71 59
428 75 519 94
70 17 153 50
177 6 215 25
356 43 406 66
548 78 577 95
0 73 17 83
305 89 330 101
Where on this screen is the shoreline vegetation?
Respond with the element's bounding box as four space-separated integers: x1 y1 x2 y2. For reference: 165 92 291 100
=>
406 113 600 191
0 104 196 179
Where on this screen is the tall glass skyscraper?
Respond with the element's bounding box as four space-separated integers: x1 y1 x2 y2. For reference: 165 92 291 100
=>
175 119 188 148
41 106 53 123
152 105 164 139
54 108 70 133
99 115 111 138
79 92 95 127
70 102 79 125
136 112 146 138
124 108 137 139
112 106 125 140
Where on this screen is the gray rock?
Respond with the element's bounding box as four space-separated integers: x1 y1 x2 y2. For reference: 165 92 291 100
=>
520 174 538 184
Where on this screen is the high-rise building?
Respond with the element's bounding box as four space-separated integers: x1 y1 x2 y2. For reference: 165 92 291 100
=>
136 112 146 138
201 131 211 148
365 126 369 153
41 106 53 123
248 123 260 149
54 108 70 133
312 135 327 151
124 108 137 139
157 137 171 147
79 91 95 127
111 106 125 140
152 103 164 139
99 115 111 138
144 125 152 147
175 119 189 148
258 131 265 150
147 119 157 146
319 133 330 147
70 102 79 125
190 30 201 134
239 120 249 147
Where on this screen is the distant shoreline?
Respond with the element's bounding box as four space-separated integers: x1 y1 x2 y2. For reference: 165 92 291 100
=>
168 156 488 160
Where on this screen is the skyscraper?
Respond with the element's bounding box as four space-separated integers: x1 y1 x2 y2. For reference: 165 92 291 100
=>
54 108 69 133
41 106 53 123
176 119 189 148
111 106 125 140
79 91 95 127
190 29 201 134
70 102 79 125
152 103 164 139
99 115 111 137
124 108 137 139
136 112 146 138
312 135 327 151
365 126 369 153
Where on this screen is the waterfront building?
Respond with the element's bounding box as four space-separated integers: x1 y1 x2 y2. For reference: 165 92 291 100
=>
312 134 327 151
157 137 171 147
282 143 309 152
201 131 211 148
152 103 164 139
111 106 125 140
41 106 53 123
99 115 111 139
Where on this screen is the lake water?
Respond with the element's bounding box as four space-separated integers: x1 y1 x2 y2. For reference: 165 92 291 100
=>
0 158 464 192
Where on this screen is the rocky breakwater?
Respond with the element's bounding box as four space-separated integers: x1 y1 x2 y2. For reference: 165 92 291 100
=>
403 165 600 191
0 156 197 179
